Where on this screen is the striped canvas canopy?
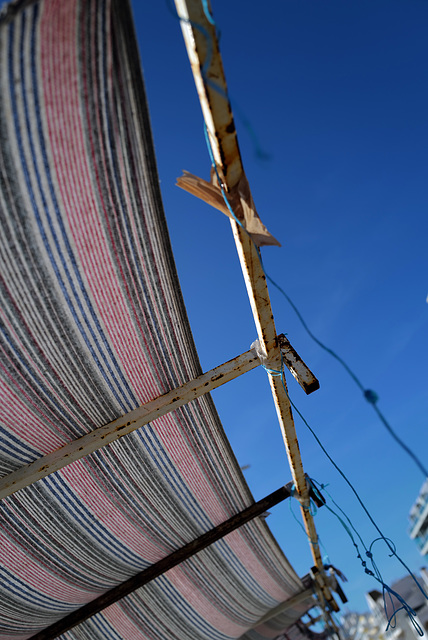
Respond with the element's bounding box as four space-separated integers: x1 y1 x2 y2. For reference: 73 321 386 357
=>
0 0 317 638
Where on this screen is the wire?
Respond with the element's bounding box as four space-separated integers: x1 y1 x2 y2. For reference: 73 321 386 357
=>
260 266 428 479
205 116 427 478
170 0 427 630
308 479 424 636
284 373 428 602
171 0 427 481
200 51 428 480
264 354 428 603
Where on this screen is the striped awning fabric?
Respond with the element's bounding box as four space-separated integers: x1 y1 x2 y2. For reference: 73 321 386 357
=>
272 624 329 640
0 0 316 638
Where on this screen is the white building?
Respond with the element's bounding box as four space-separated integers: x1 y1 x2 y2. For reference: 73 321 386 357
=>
341 573 428 640
409 480 428 556
341 610 392 640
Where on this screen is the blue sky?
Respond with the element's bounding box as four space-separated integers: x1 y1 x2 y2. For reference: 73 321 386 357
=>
132 0 428 617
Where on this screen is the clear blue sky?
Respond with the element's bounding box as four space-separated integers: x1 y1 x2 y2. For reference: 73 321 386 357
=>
132 0 428 617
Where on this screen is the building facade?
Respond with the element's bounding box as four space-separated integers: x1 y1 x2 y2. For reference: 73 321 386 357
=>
409 479 428 556
341 572 428 640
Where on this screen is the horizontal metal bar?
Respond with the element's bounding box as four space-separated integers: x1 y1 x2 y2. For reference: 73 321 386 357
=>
29 483 294 640
0 348 260 500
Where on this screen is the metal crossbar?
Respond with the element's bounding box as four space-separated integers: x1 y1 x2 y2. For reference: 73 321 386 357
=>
0 348 259 499
29 483 296 640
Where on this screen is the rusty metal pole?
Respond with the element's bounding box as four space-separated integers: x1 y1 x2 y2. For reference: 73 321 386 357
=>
29 483 295 640
174 0 338 612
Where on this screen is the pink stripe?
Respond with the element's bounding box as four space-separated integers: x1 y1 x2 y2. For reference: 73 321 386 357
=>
0 381 63 453
0 328 86 442
0 532 94 603
60 460 170 562
103 603 150 638
230 530 294 599
167 565 250 635
37 0 254 540
39 0 170 406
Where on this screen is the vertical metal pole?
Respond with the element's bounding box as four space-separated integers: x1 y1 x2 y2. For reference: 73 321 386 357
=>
29 484 295 640
174 0 338 611
230 217 324 572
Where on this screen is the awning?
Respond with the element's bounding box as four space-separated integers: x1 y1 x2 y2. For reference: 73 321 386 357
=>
0 0 321 638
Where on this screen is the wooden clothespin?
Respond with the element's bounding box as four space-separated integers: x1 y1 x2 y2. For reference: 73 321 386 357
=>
176 169 281 248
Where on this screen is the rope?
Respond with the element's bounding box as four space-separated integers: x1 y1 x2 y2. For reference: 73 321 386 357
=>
205 107 427 479
308 479 424 636
260 266 428 479
169 1 427 624
260 355 428 632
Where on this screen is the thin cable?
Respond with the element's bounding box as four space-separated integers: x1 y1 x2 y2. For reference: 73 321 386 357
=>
201 0 215 25
288 488 336 563
308 479 424 635
173 2 427 629
262 354 428 608
290 390 427 598
165 0 214 75
206 122 428 624
202 79 427 479
262 268 365 391
171 0 427 480
258 251 427 479
288 498 319 544
270 358 428 604
168 1 270 161
371 402 427 478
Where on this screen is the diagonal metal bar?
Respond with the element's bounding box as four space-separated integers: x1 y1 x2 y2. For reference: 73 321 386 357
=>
0 348 259 500
29 483 294 640
175 0 338 612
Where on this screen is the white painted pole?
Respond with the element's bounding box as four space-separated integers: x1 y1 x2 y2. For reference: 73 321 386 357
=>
0 349 259 499
175 0 338 612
